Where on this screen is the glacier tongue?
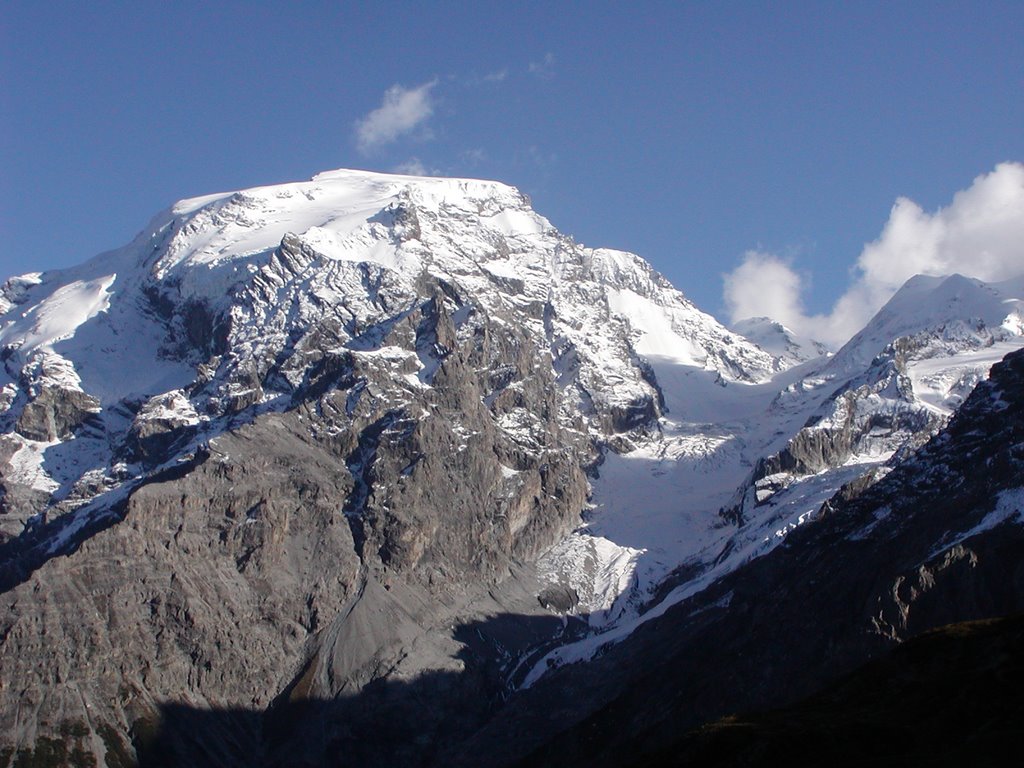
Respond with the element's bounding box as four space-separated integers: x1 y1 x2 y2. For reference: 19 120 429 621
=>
521 271 1024 685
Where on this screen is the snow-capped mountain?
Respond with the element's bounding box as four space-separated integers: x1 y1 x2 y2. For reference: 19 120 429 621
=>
1 168 1021 767
0 169 774 538
718 273 1024 542
731 316 829 367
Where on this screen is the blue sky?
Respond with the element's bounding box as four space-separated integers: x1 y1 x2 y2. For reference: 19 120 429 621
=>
3 1 1023 332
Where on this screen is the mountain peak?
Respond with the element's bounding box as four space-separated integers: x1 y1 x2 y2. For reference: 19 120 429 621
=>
0 166 779 534
831 272 1024 373
731 316 828 366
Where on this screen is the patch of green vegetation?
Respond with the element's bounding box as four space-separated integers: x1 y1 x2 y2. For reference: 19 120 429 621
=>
95 725 133 768
12 737 67 768
67 749 95 768
129 716 160 765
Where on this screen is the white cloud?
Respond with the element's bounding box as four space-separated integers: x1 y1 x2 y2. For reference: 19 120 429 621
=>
528 52 556 78
392 158 430 176
354 80 438 154
459 148 486 166
723 162 1024 347
723 252 806 330
859 162 1024 290
483 68 508 83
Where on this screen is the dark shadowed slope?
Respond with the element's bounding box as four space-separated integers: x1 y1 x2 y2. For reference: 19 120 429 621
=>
638 614 1024 767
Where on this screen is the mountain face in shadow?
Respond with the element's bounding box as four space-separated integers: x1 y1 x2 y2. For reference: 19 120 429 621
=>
632 614 1024 767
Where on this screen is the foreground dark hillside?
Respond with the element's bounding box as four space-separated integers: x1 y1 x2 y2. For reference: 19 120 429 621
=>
639 614 1024 767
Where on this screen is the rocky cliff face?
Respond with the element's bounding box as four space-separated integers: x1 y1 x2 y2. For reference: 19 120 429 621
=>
0 170 777 766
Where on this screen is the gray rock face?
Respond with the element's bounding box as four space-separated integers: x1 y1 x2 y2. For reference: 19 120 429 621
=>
0 173 622 765
15 383 101 443
125 392 200 464
0 339 588 765
1 413 355 751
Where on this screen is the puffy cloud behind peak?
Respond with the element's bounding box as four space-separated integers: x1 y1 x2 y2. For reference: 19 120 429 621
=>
722 252 806 330
724 162 1024 348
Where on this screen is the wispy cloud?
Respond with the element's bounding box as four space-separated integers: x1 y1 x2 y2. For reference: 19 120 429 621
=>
354 80 438 154
392 158 432 176
524 144 557 168
459 148 486 167
462 67 509 89
528 52 556 78
723 162 1024 347
354 58 554 170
